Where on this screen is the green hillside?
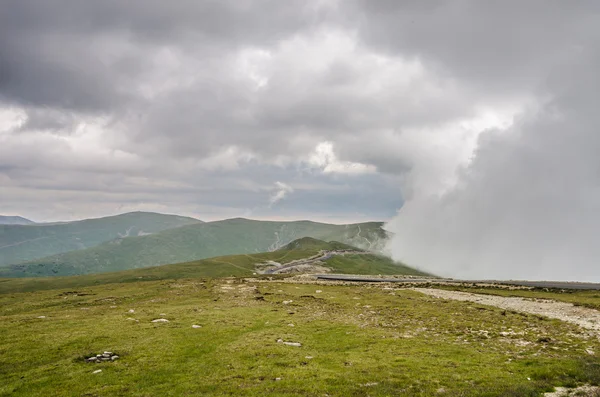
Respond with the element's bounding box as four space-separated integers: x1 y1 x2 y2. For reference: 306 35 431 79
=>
277 236 358 252
0 212 201 266
1 219 389 278
0 238 422 294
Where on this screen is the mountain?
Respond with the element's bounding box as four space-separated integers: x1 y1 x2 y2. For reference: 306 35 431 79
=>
0 238 426 294
0 216 35 225
0 212 202 266
0 218 389 277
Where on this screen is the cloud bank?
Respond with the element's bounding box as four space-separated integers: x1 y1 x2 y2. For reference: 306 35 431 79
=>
1 1 600 280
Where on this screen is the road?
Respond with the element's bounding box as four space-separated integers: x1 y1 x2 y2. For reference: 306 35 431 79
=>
314 275 600 290
263 250 365 274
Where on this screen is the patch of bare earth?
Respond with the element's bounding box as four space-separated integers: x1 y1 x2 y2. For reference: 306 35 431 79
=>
544 385 600 396
414 288 600 337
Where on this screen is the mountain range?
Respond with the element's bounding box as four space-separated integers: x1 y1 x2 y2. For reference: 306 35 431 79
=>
0 212 201 266
0 237 425 294
0 214 389 277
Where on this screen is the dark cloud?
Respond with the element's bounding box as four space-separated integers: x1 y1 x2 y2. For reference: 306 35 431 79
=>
1 0 600 287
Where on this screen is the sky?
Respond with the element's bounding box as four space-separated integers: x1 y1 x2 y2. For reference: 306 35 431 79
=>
1 1 600 280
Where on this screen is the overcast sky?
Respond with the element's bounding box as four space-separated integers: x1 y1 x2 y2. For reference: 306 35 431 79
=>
2 1 600 279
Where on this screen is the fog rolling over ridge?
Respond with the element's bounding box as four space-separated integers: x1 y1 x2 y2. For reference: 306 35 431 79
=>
386 52 600 282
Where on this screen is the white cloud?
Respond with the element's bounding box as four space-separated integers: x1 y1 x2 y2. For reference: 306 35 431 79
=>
269 181 294 207
308 142 376 175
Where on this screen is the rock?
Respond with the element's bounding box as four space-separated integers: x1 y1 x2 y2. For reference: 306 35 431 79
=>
111 355 119 361
128 309 135 313
151 318 169 323
37 316 46 319
315 290 322 293
87 357 98 362
100 357 110 361
103 351 113 356
96 354 103 358
586 348 595 355
102 353 111 358
93 369 102 374
288 323 295 327
282 300 293 305
275 377 282 381
283 342 302 347
192 325 202 328
126 317 139 322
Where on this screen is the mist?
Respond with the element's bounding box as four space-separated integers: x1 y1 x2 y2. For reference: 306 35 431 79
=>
386 53 600 282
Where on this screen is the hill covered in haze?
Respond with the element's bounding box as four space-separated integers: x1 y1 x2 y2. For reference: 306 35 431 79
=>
1 219 389 277
0 212 202 266
0 216 35 225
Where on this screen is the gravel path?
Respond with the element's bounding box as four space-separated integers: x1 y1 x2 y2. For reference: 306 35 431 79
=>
414 288 600 335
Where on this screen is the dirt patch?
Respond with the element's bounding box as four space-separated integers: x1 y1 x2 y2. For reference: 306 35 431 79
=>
415 288 600 337
544 385 600 396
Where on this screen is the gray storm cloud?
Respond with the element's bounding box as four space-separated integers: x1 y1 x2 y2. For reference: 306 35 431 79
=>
1 0 600 281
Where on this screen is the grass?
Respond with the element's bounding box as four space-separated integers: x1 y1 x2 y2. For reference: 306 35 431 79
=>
1 278 599 396
2 219 388 277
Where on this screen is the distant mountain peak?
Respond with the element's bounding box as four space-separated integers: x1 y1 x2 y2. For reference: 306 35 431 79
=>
0 216 35 225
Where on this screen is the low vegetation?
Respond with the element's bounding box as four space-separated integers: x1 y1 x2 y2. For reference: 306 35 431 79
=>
1 277 599 396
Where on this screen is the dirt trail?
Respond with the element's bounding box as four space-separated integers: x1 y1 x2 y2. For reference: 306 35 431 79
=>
415 288 600 335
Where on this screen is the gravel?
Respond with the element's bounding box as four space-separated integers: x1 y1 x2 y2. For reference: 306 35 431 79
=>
414 288 600 335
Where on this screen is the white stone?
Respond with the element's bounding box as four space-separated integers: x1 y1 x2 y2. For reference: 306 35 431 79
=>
283 342 302 347
282 300 293 305
315 290 322 293
37 316 46 319
128 309 135 313
192 325 202 328
93 369 102 374
151 318 169 323
111 355 119 361
126 318 139 322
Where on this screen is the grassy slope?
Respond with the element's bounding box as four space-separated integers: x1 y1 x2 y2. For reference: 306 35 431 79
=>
0 238 424 294
2 219 388 277
1 279 599 396
0 212 201 266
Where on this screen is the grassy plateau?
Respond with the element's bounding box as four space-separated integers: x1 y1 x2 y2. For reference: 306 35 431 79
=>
1 276 599 396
